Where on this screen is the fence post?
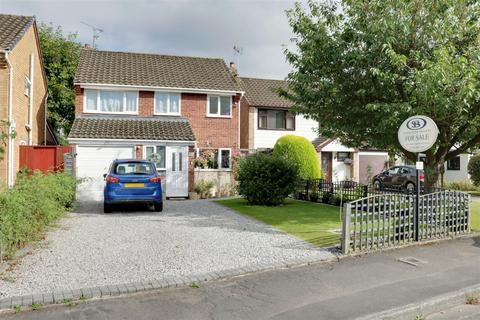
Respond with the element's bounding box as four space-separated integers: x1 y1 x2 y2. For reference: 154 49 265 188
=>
341 203 351 254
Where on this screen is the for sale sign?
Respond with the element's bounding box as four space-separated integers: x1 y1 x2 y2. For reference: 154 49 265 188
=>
398 116 438 153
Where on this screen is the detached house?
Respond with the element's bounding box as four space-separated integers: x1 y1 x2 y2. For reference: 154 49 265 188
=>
69 49 242 199
0 14 48 187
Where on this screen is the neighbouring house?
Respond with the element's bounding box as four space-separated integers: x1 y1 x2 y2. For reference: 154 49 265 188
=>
396 152 477 183
314 137 389 183
0 14 48 187
237 76 318 151
69 49 243 199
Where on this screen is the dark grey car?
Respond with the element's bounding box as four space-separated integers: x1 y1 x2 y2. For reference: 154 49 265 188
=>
373 166 424 191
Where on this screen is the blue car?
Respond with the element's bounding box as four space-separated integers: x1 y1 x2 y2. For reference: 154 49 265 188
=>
103 159 163 213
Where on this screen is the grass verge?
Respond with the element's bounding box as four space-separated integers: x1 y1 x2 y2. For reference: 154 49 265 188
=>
216 198 342 247
217 198 480 248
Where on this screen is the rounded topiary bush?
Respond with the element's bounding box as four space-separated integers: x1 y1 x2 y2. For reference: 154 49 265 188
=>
272 135 322 180
236 153 299 206
468 154 480 186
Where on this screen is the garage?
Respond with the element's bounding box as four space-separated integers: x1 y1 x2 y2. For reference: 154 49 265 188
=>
76 145 134 201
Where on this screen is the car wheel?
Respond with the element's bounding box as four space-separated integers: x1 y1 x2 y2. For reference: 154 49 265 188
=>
104 203 112 213
406 182 415 193
374 180 382 190
154 202 163 212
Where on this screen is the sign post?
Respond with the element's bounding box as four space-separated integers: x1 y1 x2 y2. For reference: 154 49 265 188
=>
398 116 438 241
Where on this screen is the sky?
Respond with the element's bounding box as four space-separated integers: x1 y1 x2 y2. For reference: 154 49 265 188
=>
0 0 302 79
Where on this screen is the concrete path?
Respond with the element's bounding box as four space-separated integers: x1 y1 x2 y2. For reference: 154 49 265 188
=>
3 235 480 320
0 199 332 299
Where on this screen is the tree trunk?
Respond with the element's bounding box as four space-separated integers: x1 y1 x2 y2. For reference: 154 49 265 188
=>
424 154 444 191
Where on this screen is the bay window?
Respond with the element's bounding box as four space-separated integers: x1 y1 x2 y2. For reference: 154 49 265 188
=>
258 109 295 130
84 89 138 113
155 92 181 115
208 95 231 117
145 146 166 170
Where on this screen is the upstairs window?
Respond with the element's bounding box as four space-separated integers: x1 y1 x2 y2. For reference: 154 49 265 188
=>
208 95 231 117
155 92 181 115
24 77 31 97
84 89 138 113
258 109 295 130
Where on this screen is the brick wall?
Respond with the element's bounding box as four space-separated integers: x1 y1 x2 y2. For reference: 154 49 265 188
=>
0 24 47 186
181 93 239 151
239 95 250 149
74 85 83 115
139 91 154 116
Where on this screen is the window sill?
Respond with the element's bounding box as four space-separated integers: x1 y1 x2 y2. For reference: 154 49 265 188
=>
154 112 181 116
257 128 295 131
83 110 139 115
194 168 232 172
206 114 232 119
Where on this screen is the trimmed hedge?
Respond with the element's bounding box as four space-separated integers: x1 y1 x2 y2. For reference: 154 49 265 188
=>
468 154 480 187
237 153 299 206
273 135 322 180
0 171 76 259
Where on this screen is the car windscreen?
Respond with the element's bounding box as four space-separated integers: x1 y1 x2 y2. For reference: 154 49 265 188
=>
114 162 155 175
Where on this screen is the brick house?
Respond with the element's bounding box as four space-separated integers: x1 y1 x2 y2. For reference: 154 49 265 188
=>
0 14 48 187
69 49 243 199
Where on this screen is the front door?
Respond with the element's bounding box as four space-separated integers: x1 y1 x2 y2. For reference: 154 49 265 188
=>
321 152 332 182
166 146 188 198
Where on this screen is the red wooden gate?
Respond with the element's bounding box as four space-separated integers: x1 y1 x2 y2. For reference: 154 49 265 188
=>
19 145 74 173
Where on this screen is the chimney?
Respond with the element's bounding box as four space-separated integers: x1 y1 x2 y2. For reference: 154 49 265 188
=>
84 43 92 49
229 61 238 77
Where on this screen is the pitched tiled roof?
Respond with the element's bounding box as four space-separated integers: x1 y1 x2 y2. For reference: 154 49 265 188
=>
238 77 293 109
0 14 34 50
312 136 330 149
68 115 196 141
75 49 242 92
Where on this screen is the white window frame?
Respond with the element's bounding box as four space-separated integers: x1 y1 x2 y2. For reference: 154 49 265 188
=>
143 145 167 170
219 148 232 169
206 95 232 118
153 91 181 116
83 89 139 114
195 147 232 171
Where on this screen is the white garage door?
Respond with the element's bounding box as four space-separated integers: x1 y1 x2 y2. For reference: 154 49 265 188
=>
76 146 134 201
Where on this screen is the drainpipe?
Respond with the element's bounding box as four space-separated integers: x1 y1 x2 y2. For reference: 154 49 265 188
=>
44 92 48 145
28 53 34 145
2 50 15 187
237 92 244 151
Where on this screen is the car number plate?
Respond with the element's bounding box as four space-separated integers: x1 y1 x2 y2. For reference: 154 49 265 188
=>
124 183 145 188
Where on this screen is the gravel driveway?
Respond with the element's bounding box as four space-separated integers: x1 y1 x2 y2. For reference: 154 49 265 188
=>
0 200 334 298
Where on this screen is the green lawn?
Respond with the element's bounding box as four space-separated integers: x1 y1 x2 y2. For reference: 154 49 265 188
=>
217 198 480 248
216 198 342 247
472 202 480 231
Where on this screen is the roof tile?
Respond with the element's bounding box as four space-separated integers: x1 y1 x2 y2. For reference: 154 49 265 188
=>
0 14 34 50
68 116 196 141
238 77 293 109
75 49 241 92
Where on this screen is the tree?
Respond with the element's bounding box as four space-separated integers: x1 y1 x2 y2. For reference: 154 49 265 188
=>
272 135 322 180
282 0 480 187
38 23 81 140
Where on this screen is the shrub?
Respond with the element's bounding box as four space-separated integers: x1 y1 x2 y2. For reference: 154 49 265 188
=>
237 153 299 206
468 154 480 187
193 180 215 199
0 171 76 259
273 135 322 180
444 180 479 191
